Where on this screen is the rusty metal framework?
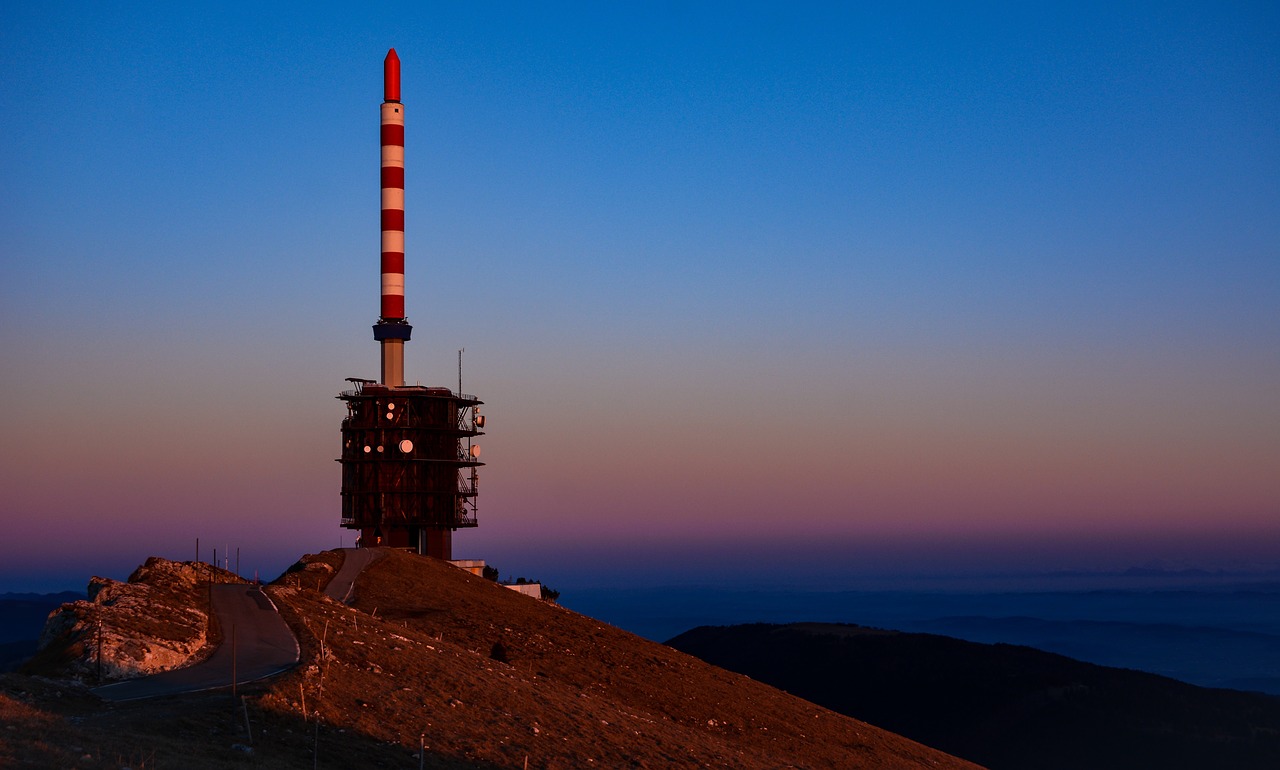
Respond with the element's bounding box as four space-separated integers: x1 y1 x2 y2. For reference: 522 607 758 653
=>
338 380 483 554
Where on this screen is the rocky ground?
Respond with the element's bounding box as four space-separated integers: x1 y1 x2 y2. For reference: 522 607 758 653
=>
1 549 982 769
26 557 242 683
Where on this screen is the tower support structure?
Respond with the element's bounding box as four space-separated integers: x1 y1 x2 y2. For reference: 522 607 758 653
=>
339 380 482 558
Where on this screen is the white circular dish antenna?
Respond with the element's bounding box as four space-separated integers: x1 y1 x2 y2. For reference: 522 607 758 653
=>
387 402 396 410
399 439 413 453
386 412 395 420
363 445 371 453
376 445 384 453
470 444 482 458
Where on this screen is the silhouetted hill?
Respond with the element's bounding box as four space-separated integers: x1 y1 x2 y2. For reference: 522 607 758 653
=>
0 553 981 768
907 614 1280 695
667 622 1280 770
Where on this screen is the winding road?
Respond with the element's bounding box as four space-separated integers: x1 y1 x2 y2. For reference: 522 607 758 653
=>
92 548 382 702
324 547 384 604
92 583 299 702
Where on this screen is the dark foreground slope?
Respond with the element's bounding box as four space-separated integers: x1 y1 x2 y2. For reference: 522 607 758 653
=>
668 622 1280 770
0 551 982 769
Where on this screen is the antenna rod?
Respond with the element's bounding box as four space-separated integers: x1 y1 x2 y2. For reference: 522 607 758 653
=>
373 48 412 386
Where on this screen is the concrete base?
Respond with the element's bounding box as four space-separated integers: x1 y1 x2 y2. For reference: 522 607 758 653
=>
356 527 453 560
448 559 487 577
504 583 543 599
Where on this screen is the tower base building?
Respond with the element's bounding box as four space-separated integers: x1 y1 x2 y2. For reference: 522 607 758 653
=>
339 379 483 559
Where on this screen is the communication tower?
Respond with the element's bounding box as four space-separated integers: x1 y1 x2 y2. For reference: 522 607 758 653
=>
336 49 484 559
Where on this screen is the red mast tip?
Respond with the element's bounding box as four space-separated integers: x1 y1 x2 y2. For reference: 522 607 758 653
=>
384 48 401 102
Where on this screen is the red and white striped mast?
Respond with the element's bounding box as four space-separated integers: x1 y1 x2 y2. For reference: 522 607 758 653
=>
374 48 410 387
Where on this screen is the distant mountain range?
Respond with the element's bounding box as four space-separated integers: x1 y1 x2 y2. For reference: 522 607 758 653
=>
668 622 1280 770
0 591 83 671
904 614 1280 695
564 577 1280 696
1119 565 1280 578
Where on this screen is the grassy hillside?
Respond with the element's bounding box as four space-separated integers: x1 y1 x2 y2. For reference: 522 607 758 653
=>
0 551 981 769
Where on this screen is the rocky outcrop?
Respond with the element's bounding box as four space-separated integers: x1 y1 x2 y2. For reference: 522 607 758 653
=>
29 557 242 682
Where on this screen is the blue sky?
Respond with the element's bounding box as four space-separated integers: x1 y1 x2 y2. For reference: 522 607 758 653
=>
2 2 1277 591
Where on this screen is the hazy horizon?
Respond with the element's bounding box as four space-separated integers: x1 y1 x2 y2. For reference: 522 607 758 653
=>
2 3 1277 595
6 533 1280 597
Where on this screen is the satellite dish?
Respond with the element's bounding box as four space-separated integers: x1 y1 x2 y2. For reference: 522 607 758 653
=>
470 445 482 458
476 415 486 428
386 412 395 420
363 445 372 453
387 403 396 410
399 439 413 453
376 445 384 453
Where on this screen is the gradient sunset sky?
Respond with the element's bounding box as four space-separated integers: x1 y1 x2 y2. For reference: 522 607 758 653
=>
2 2 1277 592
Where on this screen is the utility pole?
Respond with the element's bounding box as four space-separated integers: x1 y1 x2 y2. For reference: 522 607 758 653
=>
96 618 103 683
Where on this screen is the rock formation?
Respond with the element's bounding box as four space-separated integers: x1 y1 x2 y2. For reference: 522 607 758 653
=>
30 557 240 682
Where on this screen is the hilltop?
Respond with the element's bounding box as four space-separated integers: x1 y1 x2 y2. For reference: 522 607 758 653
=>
1 550 981 769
